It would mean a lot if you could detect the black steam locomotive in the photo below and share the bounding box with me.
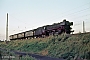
[9,19,73,40]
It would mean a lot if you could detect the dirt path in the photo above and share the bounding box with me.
[14,51,66,60]
[0,48,66,60]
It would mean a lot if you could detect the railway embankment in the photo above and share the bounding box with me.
[0,33,90,60]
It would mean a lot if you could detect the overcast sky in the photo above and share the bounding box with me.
[0,0,90,40]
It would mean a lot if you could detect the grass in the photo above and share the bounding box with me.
[0,33,90,60]
[0,48,36,60]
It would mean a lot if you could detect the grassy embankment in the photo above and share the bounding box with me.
[0,48,36,60]
[0,33,90,60]
[0,44,36,60]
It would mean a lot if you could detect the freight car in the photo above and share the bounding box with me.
[25,30,33,39]
[33,27,46,38]
[9,34,18,40]
[9,19,73,40]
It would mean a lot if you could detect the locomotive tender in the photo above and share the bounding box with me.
[9,19,73,40]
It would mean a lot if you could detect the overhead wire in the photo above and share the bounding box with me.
[9,2,90,25]
[48,7,90,21]
[9,2,90,33]
[44,2,90,20]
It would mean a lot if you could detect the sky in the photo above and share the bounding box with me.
[0,0,90,40]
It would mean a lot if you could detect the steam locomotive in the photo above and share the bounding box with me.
[9,19,73,40]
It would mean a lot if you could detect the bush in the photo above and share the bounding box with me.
[20,55,36,60]
[61,52,75,59]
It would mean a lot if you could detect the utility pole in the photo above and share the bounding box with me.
[83,21,85,33]
[6,13,8,41]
